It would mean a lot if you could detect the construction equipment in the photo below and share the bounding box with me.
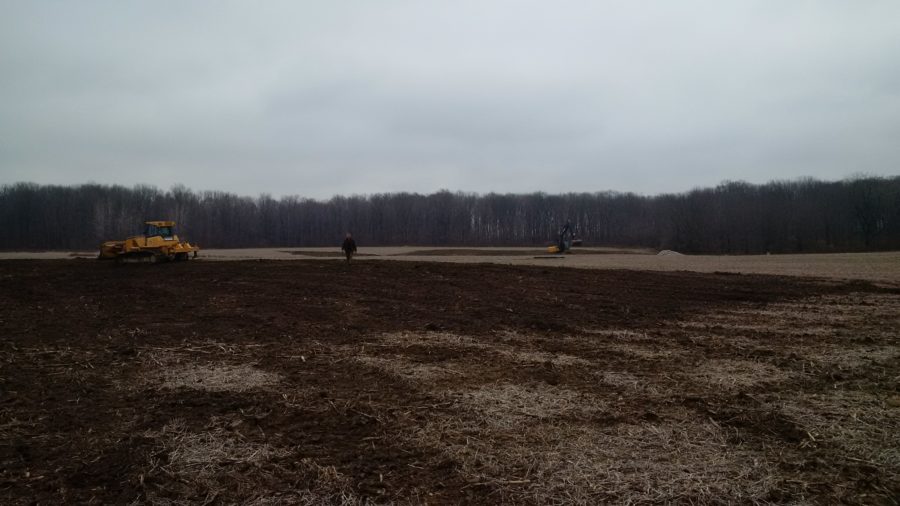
[546,221,583,254]
[98,221,200,263]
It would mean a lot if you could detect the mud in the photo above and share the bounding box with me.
[0,260,897,504]
[393,248,654,257]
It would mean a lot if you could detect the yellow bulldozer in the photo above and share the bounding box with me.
[98,221,200,263]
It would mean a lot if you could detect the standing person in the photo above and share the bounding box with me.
[341,233,357,263]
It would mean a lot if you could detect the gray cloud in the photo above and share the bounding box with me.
[1,1,899,198]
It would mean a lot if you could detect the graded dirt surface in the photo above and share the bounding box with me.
[1,260,898,504]
[5,248,899,285]
[207,248,900,285]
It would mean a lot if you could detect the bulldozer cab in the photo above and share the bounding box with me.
[144,221,175,240]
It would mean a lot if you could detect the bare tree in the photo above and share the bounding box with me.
[1,177,898,253]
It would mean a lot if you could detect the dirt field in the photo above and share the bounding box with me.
[1,259,898,504]
[4,248,899,285]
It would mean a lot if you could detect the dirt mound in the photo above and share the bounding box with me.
[283,250,376,257]
[657,249,684,256]
[399,248,545,256]
[398,248,654,257]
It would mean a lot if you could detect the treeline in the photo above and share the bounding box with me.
[1,176,899,253]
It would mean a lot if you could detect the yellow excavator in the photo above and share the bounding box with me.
[546,221,582,254]
[98,221,200,263]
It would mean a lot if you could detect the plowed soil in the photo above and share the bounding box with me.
[1,260,898,504]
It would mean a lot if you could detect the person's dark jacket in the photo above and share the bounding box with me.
[342,237,357,253]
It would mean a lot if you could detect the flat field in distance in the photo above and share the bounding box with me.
[1,258,898,504]
[3,247,899,285]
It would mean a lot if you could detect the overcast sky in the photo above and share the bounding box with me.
[1,1,899,199]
